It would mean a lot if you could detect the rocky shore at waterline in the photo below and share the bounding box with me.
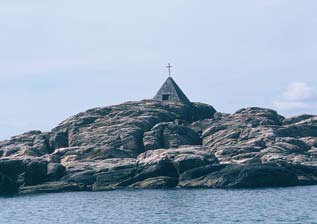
[1,100,317,195]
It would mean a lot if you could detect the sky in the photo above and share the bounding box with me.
[1,0,317,140]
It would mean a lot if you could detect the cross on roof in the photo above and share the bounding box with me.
[166,63,172,77]
[153,72,191,104]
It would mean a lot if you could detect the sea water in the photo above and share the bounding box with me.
[1,186,317,224]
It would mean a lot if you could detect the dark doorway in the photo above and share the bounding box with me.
[162,94,170,101]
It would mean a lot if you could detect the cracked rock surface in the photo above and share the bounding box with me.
[1,100,317,195]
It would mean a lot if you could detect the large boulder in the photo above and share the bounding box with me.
[277,116,317,137]
[49,131,69,150]
[143,121,201,150]
[0,131,51,159]
[23,160,48,186]
[200,108,317,166]
[137,146,218,175]
[95,146,218,189]
[93,164,137,191]
[49,101,216,155]
[179,163,299,188]
[47,163,65,180]
[0,159,50,194]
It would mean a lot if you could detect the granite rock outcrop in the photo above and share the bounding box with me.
[1,100,316,195]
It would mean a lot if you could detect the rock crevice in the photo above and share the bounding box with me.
[1,100,317,195]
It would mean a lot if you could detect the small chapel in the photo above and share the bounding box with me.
[153,63,191,104]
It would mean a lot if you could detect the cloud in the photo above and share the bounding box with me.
[273,82,317,112]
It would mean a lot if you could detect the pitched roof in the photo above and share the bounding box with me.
[153,77,191,104]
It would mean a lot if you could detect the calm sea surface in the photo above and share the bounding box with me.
[0,186,317,224]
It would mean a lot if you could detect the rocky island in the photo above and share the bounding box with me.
[1,77,317,195]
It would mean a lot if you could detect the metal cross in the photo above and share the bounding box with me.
[166,63,172,77]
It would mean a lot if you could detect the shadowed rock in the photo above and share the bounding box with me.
[179,163,300,188]
[0,100,317,194]
[130,176,178,189]
[143,121,201,150]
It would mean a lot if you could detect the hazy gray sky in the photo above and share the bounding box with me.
[1,0,317,140]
